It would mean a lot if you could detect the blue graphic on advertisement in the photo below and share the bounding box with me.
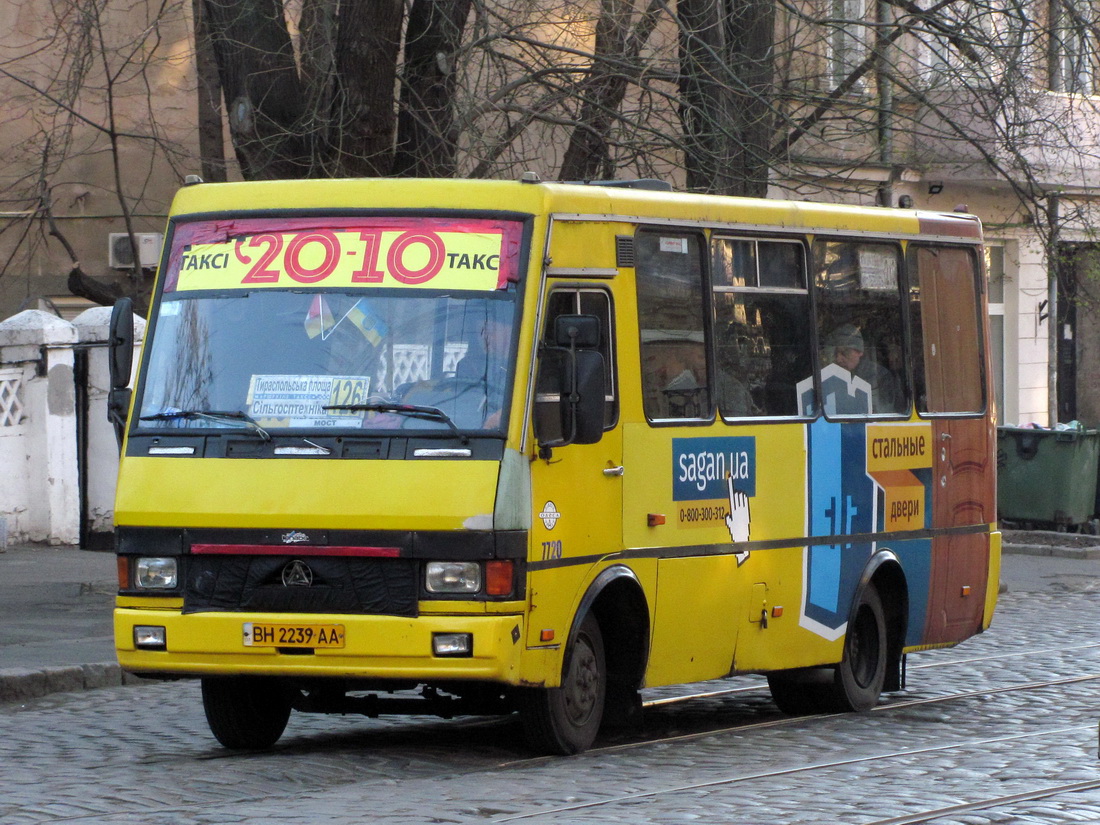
[803,418,874,639]
[801,419,936,643]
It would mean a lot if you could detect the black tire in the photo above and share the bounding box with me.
[768,586,888,715]
[767,668,835,715]
[201,676,293,750]
[602,679,643,730]
[832,585,887,712]
[519,614,606,754]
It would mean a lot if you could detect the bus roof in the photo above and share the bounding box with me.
[168,177,983,242]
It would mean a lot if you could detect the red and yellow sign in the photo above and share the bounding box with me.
[165,218,521,293]
[866,424,932,533]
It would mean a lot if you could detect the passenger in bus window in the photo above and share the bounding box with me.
[826,324,903,414]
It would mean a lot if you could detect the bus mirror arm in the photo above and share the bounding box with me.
[566,349,605,445]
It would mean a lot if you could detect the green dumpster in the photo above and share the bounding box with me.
[997,426,1100,527]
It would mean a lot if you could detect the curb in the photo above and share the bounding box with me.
[0,662,146,705]
[1002,543,1100,560]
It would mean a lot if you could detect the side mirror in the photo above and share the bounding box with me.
[554,314,600,348]
[107,297,135,451]
[566,349,605,445]
[108,297,134,390]
[535,314,606,449]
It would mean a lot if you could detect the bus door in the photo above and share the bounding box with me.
[528,286,623,649]
[910,245,995,643]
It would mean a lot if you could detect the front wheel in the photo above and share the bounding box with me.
[201,676,293,750]
[519,614,606,754]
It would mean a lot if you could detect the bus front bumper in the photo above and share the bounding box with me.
[115,608,526,683]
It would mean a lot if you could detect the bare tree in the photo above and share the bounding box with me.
[5,0,1100,349]
[0,0,195,314]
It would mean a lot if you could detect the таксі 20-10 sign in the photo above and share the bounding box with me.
[165,218,523,293]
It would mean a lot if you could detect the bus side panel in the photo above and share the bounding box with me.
[624,420,824,681]
[646,555,740,686]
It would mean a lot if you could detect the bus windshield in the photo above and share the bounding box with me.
[136,216,524,435]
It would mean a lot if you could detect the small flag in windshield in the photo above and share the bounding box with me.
[304,295,335,339]
[347,299,388,346]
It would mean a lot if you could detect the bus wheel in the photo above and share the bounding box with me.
[519,614,606,754]
[201,676,292,750]
[833,585,887,712]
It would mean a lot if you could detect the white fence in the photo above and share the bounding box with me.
[0,308,144,548]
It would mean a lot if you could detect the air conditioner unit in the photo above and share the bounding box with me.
[108,232,163,269]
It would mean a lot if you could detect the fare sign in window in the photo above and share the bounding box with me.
[165,218,522,293]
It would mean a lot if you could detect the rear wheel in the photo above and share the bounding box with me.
[519,614,606,754]
[201,676,293,750]
[832,585,887,711]
[768,585,888,715]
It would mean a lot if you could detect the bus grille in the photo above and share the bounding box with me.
[182,554,418,616]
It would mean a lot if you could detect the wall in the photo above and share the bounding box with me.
[0,308,143,547]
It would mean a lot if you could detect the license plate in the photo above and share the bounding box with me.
[243,622,345,648]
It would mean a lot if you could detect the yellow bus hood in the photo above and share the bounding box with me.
[114,457,501,531]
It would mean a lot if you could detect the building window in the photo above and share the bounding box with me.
[830,0,867,90]
[1051,0,1097,94]
[924,0,1027,88]
[986,246,1006,418]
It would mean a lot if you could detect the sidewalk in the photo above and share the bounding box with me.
[0,543,126,703]
[1,530,1098,705]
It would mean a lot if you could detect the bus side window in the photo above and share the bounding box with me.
[636,231,711,421]
[813,240,909,417]
[908,245,985,413]
[712,238,813,418]
[534,288,618,443]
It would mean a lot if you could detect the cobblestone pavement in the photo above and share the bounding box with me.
[2,579,1099,823]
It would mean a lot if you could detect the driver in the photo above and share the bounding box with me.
[455,314,512,428]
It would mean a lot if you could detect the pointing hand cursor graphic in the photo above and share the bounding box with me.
[725,474,751,557]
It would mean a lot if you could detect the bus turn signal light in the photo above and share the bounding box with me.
[647,513,666,527]
[485,560,514,596]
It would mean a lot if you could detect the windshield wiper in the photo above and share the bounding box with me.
[322,402,467,443]
[139,409,272,441]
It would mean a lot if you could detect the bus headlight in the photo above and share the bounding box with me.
[425,561,481,594]
[432,632,472,657]
[133,625,167,650]
[135,557,178,589]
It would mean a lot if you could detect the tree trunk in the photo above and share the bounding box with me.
[393,0,472,178]
[192,0,227,182]
[678,0,775,197]
[201,0,311,179]
[330,0,403,177]
[723,0,775,197]
[559,0,634,181]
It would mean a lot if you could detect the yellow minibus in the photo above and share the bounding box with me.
[110,177,999,754]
